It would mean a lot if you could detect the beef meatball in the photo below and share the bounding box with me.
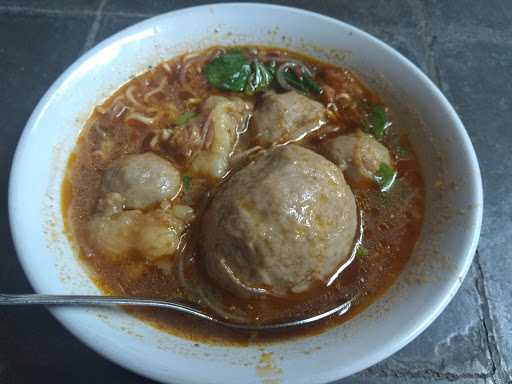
[201,144,357,298]
[101,152,181,209]
[320,130,394,184]
[252,91,326,146]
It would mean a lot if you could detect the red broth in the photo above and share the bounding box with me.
[62,46,424,344]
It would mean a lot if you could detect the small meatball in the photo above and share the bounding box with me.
[190,96,252,179]
[88,206,195,261]
[201,144,357,298]
[252,91,327,146]
[102,153,181,209]
[320,130,394,183]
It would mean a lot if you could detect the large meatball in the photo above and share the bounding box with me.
[201,144,357,298]
[320,130,394,184]
[252,91,326,146]
[101,153,181,209]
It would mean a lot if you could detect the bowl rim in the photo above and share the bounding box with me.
[8,3,483,383]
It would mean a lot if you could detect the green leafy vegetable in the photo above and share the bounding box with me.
[245,60,274,95]
[205,50,323,95]
[366,105,391,138]
[302,72,323,95]
[175,111,197,125]
[282,68,309,92]
[206,50,252,92]
[206,51,278,94]
[279,65,323,95]
[356,245,368,258]
[182,175,191,191]
[265,60,277,76]
[375,163,397,192]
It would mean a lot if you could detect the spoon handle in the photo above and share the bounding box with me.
[0,293,163,306]
[0,293,215,320]
[0,293,351,330]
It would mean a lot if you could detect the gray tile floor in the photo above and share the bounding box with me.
[0,1,510,383]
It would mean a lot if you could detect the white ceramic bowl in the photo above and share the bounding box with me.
[8,4,483,384]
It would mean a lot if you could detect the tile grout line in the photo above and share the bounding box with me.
[408,0,455,119]
[0,5,95,16]
[0,5,96,17]
[0,5,154,18]
[475,251,509,384]
[406,0,441,86]
[81,0,108,53]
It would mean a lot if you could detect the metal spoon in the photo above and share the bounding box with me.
[0,293,351,330]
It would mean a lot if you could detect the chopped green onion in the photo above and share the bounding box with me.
[175,111,197,125]
[375,163,397,192]
[182,175,191,190]
[366,105,391,138]
[356,245,368,257]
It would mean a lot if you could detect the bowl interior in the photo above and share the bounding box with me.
[8,4,482,384]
